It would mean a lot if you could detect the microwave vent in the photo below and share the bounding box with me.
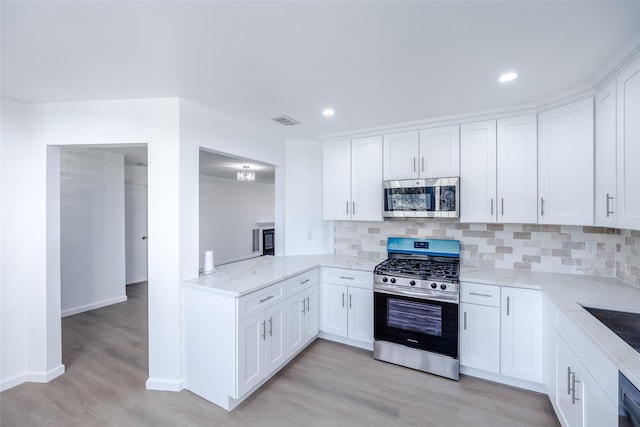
[271,115,300,126]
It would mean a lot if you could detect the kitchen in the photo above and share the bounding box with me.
[2,1,640,426]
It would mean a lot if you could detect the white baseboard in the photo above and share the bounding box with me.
[460,365,547,394]
[146,377,184,392]
[1,364,65,392]
[62,295,127,317]
[317,332,374,351]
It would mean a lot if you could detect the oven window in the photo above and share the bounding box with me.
[387,298,442,337]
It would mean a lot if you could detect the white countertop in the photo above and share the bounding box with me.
[182,255,640,390]
[182,254,382,297]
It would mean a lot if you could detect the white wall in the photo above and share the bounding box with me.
[60,149,127,316]
[199,175,275,265]
[283,139,333,255]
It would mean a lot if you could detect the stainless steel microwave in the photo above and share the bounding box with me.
[383,177,459,218]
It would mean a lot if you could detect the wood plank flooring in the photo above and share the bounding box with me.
[0,282,559,426]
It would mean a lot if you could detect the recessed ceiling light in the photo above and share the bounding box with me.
[322,108,335,117]
[499,72,518,83]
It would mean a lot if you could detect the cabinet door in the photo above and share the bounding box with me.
[347,287,373,343]
[237,311,265,397]
[617,55,640,230]
[460,120,497,223]
[538,97,594,225]
[322,140,351,220]
[419,125,460,178]
[581,365,617,427]
[286,292,306,358]
[595,80,617,227]
[497,115,538,224]
[501,288,543,383]
[460,302,500,373]
[319,283,348,337]
[264,302,286,376]
[351,136,383,221]
[383,131,419,180]
[556,334,581,427]
[303,285,319,343]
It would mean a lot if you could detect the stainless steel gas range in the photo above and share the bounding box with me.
[373,237,460,380]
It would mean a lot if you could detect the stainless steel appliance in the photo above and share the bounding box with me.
[373,237,460,380]
[620,372,640,427]
[262,229,274,256]
[383,177,459,218]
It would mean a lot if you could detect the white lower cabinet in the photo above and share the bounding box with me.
[460,283,543,385]
[237,301,286,397]
[460,302,500,373]
[319,268,373,346]
[555,332,617,427]
[286,284,318,358]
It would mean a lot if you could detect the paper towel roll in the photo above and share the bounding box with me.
[204,250,215,274]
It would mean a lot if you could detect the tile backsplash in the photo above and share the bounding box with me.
[334,220,640,288]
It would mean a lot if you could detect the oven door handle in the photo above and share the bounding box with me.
[374,287,459,304]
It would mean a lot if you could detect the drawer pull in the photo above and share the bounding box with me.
[300,279,310,285]
[469,292,492,298]
[340,276,354,280]
[259,295,274,303]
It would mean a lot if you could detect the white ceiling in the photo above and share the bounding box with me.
[2,1,640,140]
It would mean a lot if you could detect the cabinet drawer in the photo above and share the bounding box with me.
[237,282,285,321]
[287,269,318,295]
[460,282,500,307]
[321,267,373,289]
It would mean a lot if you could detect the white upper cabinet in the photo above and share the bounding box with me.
[617,55,640,230]
[538,97,594,226]
[419,125,460,178]
[383,131,419,180]
[383,126,459,180]
[496,115,538,224]
[322,140,351,220]
[460,120,497,223]
[322,137,383,221]
[351,136,383,221]
[595,80,617,227]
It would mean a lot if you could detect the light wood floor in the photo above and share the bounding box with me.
[1,283,559,426]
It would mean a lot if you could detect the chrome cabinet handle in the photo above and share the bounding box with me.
[421,156,425,172]
[606,193,614,217]
[506,296,510,316]
[352,201,355,216]
[540,197,545,216]
[413,157,416,172]
[501,198,504,216]
[260,295,274,303]
[463,312,467,330]
[346,201,349,215]
[262,321,266,340]
[340,276,354,280]
[469,292,491,298]
[301,300,306,314]
[571,373,581,404]
[268,317,273,336]
[349,294,352,309]
[342,293,345,307]
[300,278,310,285]
[491,198,494,216]
[567,367,572,395]
[306,297,310,312]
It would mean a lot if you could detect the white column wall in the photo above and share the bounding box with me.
[283,139,333,255]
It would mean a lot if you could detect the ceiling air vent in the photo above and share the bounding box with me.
[271,115,300,126]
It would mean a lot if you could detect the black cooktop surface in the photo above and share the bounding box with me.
[583,306,640,353]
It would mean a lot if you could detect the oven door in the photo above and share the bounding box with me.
[374,291,458,359]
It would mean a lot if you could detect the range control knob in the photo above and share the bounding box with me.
[430,282,437,289]
[382,277,388,283]
[390,278,396,284]
[409,280,416,286]
[440,284,447,290]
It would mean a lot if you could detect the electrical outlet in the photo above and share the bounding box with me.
[586,240,597,255]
